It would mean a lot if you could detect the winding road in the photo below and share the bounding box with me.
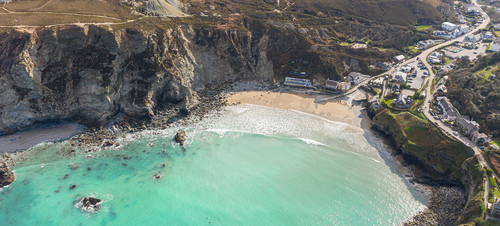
[379,0,496,217]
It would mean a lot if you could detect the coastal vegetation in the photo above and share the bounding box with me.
[447,53,500,139]
[455,156,486,225]
[372,110,472,180]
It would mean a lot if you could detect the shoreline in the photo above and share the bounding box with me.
[0,89,456,224]
[0,122,84,153]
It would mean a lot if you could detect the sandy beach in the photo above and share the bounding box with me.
[226,91,358,126]
[0,123,83,153]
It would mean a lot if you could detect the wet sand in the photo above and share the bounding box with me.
[0,123,83,153]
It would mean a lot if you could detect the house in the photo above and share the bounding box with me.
[471,132,491,146]
[438,68,452,75]
[436,97,459,121]
[484,32,494,40]
[392,83,400,92]
[492,200,500,218]
[376,62,391,70]
[458,14,467,24]
[442,22,458,31]
[368,77,384,88]
[347,72,368,85]
[436,84,447,93]
[325,79,350,92]
[458,25,470,34]
[490,42,500,52]
[429,51,443,64]
[400,65,413,73]
[456,117,479,136]
[465,34,482,42]
[394,71,407,84]
[284,77,312,88]
[394,55,405,62]
[393,94,413,109]
[416,40,435,49]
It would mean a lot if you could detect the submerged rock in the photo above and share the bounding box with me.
[0,161,15,188]
[174,129,187,145]
[69,163,79,170]
[76,197,102,213]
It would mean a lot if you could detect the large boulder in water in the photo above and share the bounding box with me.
[76,197,102,213]
[174,129,186,145]
[0,160,15,188]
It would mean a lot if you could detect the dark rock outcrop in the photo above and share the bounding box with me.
[174,129,186,145]
[0,161,15,188]
[76,197,102,213]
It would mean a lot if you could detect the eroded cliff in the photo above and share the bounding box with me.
[0,22,305,134]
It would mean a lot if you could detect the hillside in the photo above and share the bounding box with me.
[291,0,451,26]
[447,53,500,140]
[372,110,472,181]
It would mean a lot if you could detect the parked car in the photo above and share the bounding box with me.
[453,131,459,136]
[423,70,428,75]
[428,99,431,103]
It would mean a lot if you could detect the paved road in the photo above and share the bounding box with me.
[415,0,498,217]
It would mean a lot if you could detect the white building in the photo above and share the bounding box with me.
[416,40,435,49]
[442,22,458,31]
[400,65,413,73]
[484,32,494,40]
[458,25,470,34]
[490,42,500,52]
[394,71,407,84]
[428,51,443,64]
[465,34,482,42]
[284,77,312,88]
[394,55,405,62]
[347,72,369,85]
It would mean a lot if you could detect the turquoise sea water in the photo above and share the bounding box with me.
[0,105,425,225]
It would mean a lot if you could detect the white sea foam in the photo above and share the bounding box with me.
[298,138,325,146]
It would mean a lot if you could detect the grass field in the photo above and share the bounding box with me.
[474,65,498,81]
[4,0,138,19]
[382,98,393,107]
[444,57,454,65]
[416,25,432,31]
[0,14,119,26]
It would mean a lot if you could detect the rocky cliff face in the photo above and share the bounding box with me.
[0,23,288,134]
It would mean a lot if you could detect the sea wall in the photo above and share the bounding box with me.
[0,22,313,134]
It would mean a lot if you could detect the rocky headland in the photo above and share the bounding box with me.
[367,107,484,225]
